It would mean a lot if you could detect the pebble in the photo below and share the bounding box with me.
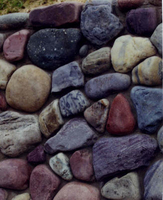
[49,153,73,181]
[79,45,89,57]
[27,28,82,70]
[131,86,163,133]
[0,33,5,51]
[0,188,8,200]
[45,118,97,154]
[85,73,131,99]
[6,65,51,112]
[93,134,157,180]
[101,172,141,200]
[82,47,111,75]
[0,59,16,89]
[84,99,109,133]
[59,90,90,117]
[39,99,64,138]
[118,0,144,11]
[51,61,84,93]
[157,126,163,153]
[70,149,94,182]
[11,193,30,200]
[30,165,60,200]
[3,29,30,62]
[106,94,136,135]
[132,56,162,86]
[0,159,31,190]
[148,0,162,5]
[53,182,100,200]
[0,92,7,111]
[0,111,41,157]
[111,35,156,73]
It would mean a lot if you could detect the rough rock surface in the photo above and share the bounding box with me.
[0,188,8,200]
[0,92,7,111]
[157,126,163,153]
[11,193,30,200]
[118,0,144,11]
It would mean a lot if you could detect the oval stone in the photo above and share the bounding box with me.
[79,45,89,58]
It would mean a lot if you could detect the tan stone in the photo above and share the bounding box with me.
[11,193,30,200]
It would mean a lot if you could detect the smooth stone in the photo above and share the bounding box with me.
[27,28,82,70]
[0,59,16,89]
[132,56,162,86]
[51,61,84,93]
[0,188,8,200]
[0,34,5,51]
[0,111,41,157]
[84,99,109,133]
[45,118,97,154]
[39,99,64,138]
[6,65,51,112]
[106,94,136,135]
[79,45,89,57]
[157,126,163,153]
[59,90,90,117]
[144,159,163,200]
[11,193,30,200]
[49,153,73,181]
[93,134,157,180]
[0,159,31,190]
[30,165,60,200]
[111,35,156,73]
[70,149,94,182]
[131,86,163,133]
[148,0,162,5]
[118,0,144,11]
[82,47,111,75]
[3,29,30,62]
[85,73,131,100]
[53,182,100,200]
[101,172,141,200]
[0,92,7,111]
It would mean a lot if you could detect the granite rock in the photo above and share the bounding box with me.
[79,45,89,58]
[11,193,30,200]
[0,188,8,200]
[157,126,163,153]
[0,92,7,111]
[118,0,144,11]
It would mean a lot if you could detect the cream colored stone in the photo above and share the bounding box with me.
[11,193,30,200]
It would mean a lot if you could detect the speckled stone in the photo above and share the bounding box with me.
[11,193,30,200]
[0,92,7,111]
[0,188,8,200]
[79,45,89,57]
[157,126,163,153]
[118,0,144,11]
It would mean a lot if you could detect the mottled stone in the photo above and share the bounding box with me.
[0,188,8,200]
[132,56,162,86]
[148,0,162,5]
[6,65,51,112]
[84,99,109,133]
[70,149,94,182]
[79,45,89,57]
[157,126,163,153]
[30,165,60,200]
[39,99,64,138]
[11,193,30,200]
[82,47,111,75]
[51,61,84,93]
[101,172,141,200]
[118,0,144,11]
[111,35,156,73]
[85,73,131,100]
[45,118,97,154]
[0,34,5,51]
[131,86,163,133]
[0,111,41,157]
[59,90,90,117]
[27,28,82,70]
[49,153,73,181]
[93,134,157,180]
[0,92,7,111]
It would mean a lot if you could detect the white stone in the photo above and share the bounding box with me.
[11,193,30,200]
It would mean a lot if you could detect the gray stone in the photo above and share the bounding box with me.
[157,126,163,153]
[79,45,89,57]
[85,0,113,7]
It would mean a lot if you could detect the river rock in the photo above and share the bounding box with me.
[27,28,82,70]
[0,92,7,111]
[49,153,73,181]
[51,61,84,93]
[157,126,163,153]
[0,111,41,157]
[118,0,144,11]
[101,172,141,200]
[45,118,97,154]
[79,45,89,57]
[84,99,109,133]
[85,73,131,99]
[11,193,30,200]
[39,99,64,138]
[0,188,8,200]
[148,0,162,5]
[93,134,157,180]
[53,182,100,200]
[111,35,156,73]
[0,34,5,50]
[59,90,90,117]
[82,47,111,75]
[0,159,31,190]
[131,86,163,133]
[30,165,60,200]
[132,56,162,86]
[6,65,51,112]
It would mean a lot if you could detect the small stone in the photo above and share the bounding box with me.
[101,172,141,200]
[118,0,144,11]
[148,0,162,5]
[49,153,73,181]
[157,126,163,153]
[0,188,8,200]
[45,118,97,154]
[39,99,64,138]
[0,92,7,111]
[11,193,30,200]
[82,47,111,75]
[51,61,84,93]
[6,65,51,112]
[0,34,5,51]
[79,45,89,57]
[84,99,109,133]
[59,90,90,117]
[85,73,131,100]
[111,35,156,73]
[30,165,60,200]
[131,86,163,133]
[132,56,162,86]
[70,149,94,182]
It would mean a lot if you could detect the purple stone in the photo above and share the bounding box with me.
[27,145,46,164]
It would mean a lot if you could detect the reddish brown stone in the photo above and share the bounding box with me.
[0,92,7,111]
[106,94,136,135]
[118,0,144,11]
